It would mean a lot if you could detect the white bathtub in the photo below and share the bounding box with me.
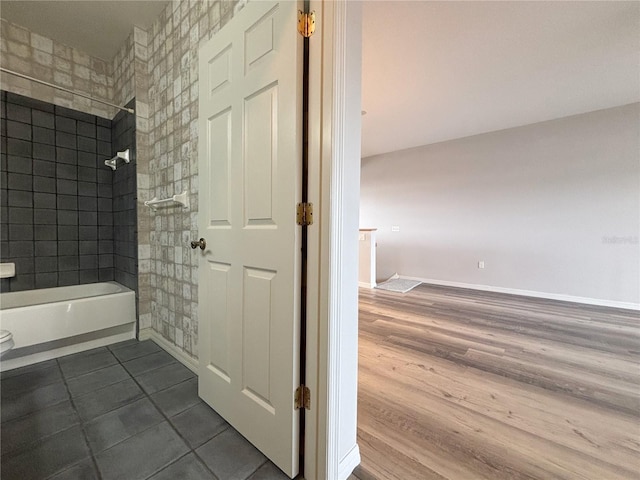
[0,282,136,371]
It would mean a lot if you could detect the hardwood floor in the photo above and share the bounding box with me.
[355,284,640,480]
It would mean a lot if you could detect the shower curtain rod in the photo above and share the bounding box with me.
[0,67,135,115]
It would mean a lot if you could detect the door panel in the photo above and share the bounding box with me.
[197,1,302,477]
[207,110,232,226]
[207,262,231,381]
[207,46,232,94]
[244,83,277,226]
[245,7,277,70]
[242,266,276,409]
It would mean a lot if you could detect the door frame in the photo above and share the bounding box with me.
[304,1,362,479]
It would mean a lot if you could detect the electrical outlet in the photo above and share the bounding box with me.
[391,226,400,232]
[478,261,485,269]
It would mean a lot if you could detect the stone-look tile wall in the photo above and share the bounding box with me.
[0,19,116,119]
[110,26,153,332]
[132,26,153,334]
[144,0,243,358]
[112,33,135,110]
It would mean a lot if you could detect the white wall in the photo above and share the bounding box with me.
[336,1,362,474]
[360,104,640,307]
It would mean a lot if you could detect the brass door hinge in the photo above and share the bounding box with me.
[295,385,311,410]
[296,202,313,226]
[297,10,315,38]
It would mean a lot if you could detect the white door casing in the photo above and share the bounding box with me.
[197,1,302,477]
[305,2,362,478]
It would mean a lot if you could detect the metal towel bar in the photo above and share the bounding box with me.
[144,191,189,209]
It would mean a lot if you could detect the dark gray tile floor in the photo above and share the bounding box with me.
[0,340,290,480]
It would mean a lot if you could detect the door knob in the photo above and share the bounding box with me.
[190,238,206,250]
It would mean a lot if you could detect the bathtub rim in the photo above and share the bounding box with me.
[0,281,132,310]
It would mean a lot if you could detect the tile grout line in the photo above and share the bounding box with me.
[44,341,182,479]
[0,365,66,426]
[240,458,271,480]
[0,375,70,461]
[109,340,226,480]
[53,356,105,480]
[1,343,159,478]
[141,451,208,480]
[2,340,271,480]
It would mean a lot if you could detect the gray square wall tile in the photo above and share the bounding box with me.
[6,102,30,123]
[7,120,32,141]
[196,429,267,480]
[95,421,189,480]
[33,110,54,129]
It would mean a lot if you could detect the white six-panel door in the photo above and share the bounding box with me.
[197,1,302,477]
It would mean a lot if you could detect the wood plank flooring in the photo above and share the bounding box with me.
[355,285,640,480]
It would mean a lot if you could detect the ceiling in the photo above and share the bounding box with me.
[0,1,168,60]
[362,1,640,157]
[1,1,638,158]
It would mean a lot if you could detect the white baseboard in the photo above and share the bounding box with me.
[338,444,361,480]
[403,276,640,311]
[358,281,376,289]
[139,328,199,374]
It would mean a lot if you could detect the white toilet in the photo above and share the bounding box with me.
[0,330,15,358]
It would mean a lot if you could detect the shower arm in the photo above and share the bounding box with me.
[105,149,130,171]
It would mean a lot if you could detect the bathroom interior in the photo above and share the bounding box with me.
[0,1,299,479]
[0,0,211,364]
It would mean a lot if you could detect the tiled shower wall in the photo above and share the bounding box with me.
[0,19,139,304]
[145,0,244,357]
[0,91,114,291]
[111,98,138,293]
